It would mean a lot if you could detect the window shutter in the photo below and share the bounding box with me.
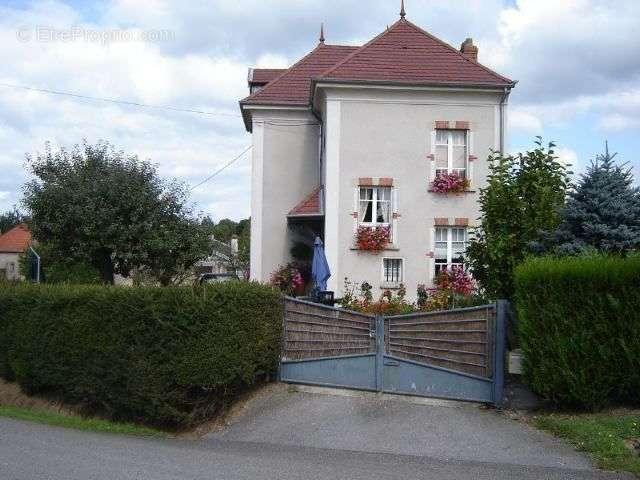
[468,131,475,188]
[429,131,437,181]
[353,187,359,233]
[392,188,398,244]
[428,226,436,284]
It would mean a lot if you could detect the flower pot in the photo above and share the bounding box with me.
[294,283,306,297]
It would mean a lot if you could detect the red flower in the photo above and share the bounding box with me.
[355,226,390,253]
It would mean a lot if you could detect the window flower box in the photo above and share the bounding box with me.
[355,225,390,253]
[430,172,470,194]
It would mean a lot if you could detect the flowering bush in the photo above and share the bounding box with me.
[341,278,414,315]
[355,226,390,253]
[431,172,470,194]
[434,267,476,296]
[341,269,482,314]
[270,262,305,296]
[417,267,477,311]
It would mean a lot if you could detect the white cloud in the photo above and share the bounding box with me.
[0,0,638,218]
[508,109,542,134]
[556,146,579,171]
[598,114,640,132]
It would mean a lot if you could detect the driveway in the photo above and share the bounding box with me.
[209,384,594,469]
[0,384,633,480]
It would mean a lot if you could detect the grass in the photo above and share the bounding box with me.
[534,413,640,476]
[0,405,167,438]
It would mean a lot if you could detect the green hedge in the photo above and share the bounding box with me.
[515,255,640,410]
[0,281,282,428]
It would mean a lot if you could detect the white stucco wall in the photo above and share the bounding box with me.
[321,87,505,300]
[0,252,22,280]
[249,108,321,282]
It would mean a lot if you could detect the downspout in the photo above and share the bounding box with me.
[311,106,324,215]
[499,86,511,154]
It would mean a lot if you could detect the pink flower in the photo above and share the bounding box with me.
[431,172,470,194]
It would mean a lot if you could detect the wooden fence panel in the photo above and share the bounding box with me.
[386,305,495,378]
[282,298,375,361]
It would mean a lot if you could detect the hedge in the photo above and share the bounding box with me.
[515,255,640,410]
[0,281,283,428]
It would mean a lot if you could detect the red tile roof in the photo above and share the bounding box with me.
[0,223,32,253]
[320,19,512,86]
[242,44,359,106]
[241,19,513,114]
[249,68,287,85]
[288,187,323,216]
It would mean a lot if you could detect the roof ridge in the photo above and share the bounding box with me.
[318,19,406,79]
[242,44,324,104]
[400,19,513,84]
[318,18,513,85]
[242,44,360,104]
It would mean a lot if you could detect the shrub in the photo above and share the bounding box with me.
[515,255,640,410]
[0,281,282,428]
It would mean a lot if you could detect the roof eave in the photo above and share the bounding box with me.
[239,101,312,132]
[311,78,516,106]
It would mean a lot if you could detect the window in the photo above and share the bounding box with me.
[434,227,468,275]
[435,130,468,178]
[359,187,391,226]
[383,258,403,284]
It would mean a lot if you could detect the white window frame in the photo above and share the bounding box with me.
[434,227,468,275]
[381,257,403,286]
[434,129,468,178]
[358,186,392,228]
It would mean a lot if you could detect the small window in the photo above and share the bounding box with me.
[434,227,468,276]
[383,258,403,284]
[435,130,468,179]
[359,186,391,226]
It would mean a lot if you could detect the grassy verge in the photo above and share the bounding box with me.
[0,405,167,438]
[534,413,640,476]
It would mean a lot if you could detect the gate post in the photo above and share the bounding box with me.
[375,314,384,392]
[493,300,508,407]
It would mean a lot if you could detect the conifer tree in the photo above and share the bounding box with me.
[546,142,640,255]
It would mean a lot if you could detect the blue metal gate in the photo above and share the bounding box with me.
[279,298,507,406]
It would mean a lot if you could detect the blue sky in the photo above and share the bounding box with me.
[0,0,639,220]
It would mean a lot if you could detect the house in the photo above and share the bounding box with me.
[195,235,247,279]
[240,6,515,300]
[0,223,32,281]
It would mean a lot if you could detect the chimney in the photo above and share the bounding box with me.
[460,38,478,62]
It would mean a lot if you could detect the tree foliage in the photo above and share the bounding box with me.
[466,138,570,299]
[542,143,640,255]
[22,141,211,285]
[0,207,26,234]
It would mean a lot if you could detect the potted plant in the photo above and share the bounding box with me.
[355,226,390,253]
[431,172,470,194]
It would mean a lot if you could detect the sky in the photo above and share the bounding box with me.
[1,0,639,221]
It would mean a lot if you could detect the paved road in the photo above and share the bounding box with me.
[0,386,634,479]
[0,417,630,480]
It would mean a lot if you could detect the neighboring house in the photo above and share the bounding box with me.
[195,236,246,279]
[240,8,515,300]
[0,223,32,281]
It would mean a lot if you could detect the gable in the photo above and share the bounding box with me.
[319,19,512,87]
